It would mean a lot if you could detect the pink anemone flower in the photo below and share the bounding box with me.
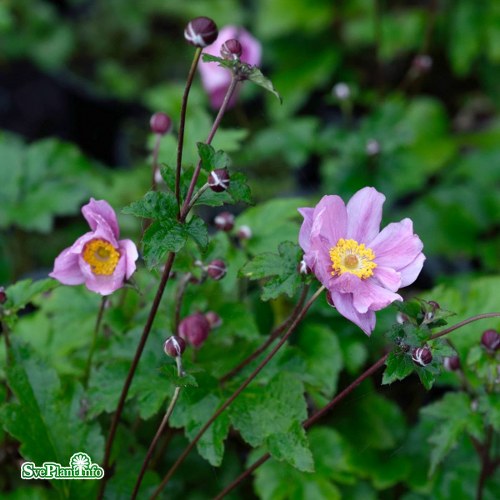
[199,25,262,108]
[298,187,425,335]
[50,198,138,296]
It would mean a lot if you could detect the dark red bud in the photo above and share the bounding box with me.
[221,39,242,59]
[0,286,6,305]
[205,311,222,328]
[481,329,500,352]
[443,355,460,371]
[179,312,211,348]
[150,112,172,135]
[208,168,230,192]
[163,335,186,358]
[184,17,218,48]
[214,211,234,231]
[412,346,433,366]
[412,54,433,73]
[206,259,227,281]
[237,225,252,240]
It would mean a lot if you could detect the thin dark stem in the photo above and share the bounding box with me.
[98,252,176,500]
[175,47,202,209]
[213,353,389,499]
[174,273,192,334]
[220,285,310,384]
[83,296,107,387]
[131,357,184,499]
[150,286,326,498]
[430,313,500,340]
[151,133,162,191]
[180,76,240,221]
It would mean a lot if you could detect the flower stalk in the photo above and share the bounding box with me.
[83,296,107,387]
[150,285,326,498]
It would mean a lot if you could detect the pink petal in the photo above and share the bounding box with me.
[329,291,376,336]
[49,247,86,285]
[119,239,139,279]
[370,218,424,270]
[373,266,402,292]
[82,256,127,296]
[346,187,385,244]
[82,198,120,238]
[352,280,402,314]
[399,252,426,287]
[298,207,314,253]
[310,195,347,248]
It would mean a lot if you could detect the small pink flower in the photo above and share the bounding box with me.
[49,198,138,296]
[298,187,425,335]
[199,25,262,108]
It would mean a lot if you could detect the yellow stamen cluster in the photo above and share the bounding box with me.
[82,239,120,276]
[329,238,377,279]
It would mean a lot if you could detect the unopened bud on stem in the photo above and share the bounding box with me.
[481,329,500,352]
[221,39,242,59]
[179,312,211,348]
[150,112,172,135]
[206,259,227,281]
[208,168,230,192]
[163,336,186,358]
[184,17,218,48]
[214,211,234,231]
[412,346,433,366]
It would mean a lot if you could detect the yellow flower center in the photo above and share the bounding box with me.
[82,238,120,276]
[329,238,377,279]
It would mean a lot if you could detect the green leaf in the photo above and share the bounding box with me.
[382,351,415,385]
[3,278,57,315]
[245,65,283,103]
[196,142,231,172]
[420,392,484,474]
[296,323,343,399]
[0,339,103,498]
[142,220,187,269]
[186,216,209,252]
[122,190,177,220]
[240,241,302,300]
[169,375,230,467]
[230,372,313,471]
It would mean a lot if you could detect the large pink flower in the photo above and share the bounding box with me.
[50,199,138,296]
[298,187,425,335]
[199,25,262,108]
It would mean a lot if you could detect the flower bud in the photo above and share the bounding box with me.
[443,355,460,371]
[237,225,252,240]
[412,54,433,73]
[332,82,350,100]
[0,286,6,305]
[365,139,380,156]
[412,346,433,366]
[214,211,234,231]
[220,39,242,59]
[205,311,222,328]
[298,258,310,275]
[206,259,226,281]
[150,112,172,135]
[179,312,211,348]
[184,17,218,48]
[163,335,186,358]
[208,168,230,192]
[481,329,500,352]
[396,311,409,324]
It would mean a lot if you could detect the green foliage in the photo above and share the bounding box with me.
[0,134,102,232]
[0,339,103,499]
[420,393,484,474]
[240,241,303,300]
[230,372,313,471]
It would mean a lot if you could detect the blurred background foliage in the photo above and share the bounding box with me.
[1,0,499,498]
